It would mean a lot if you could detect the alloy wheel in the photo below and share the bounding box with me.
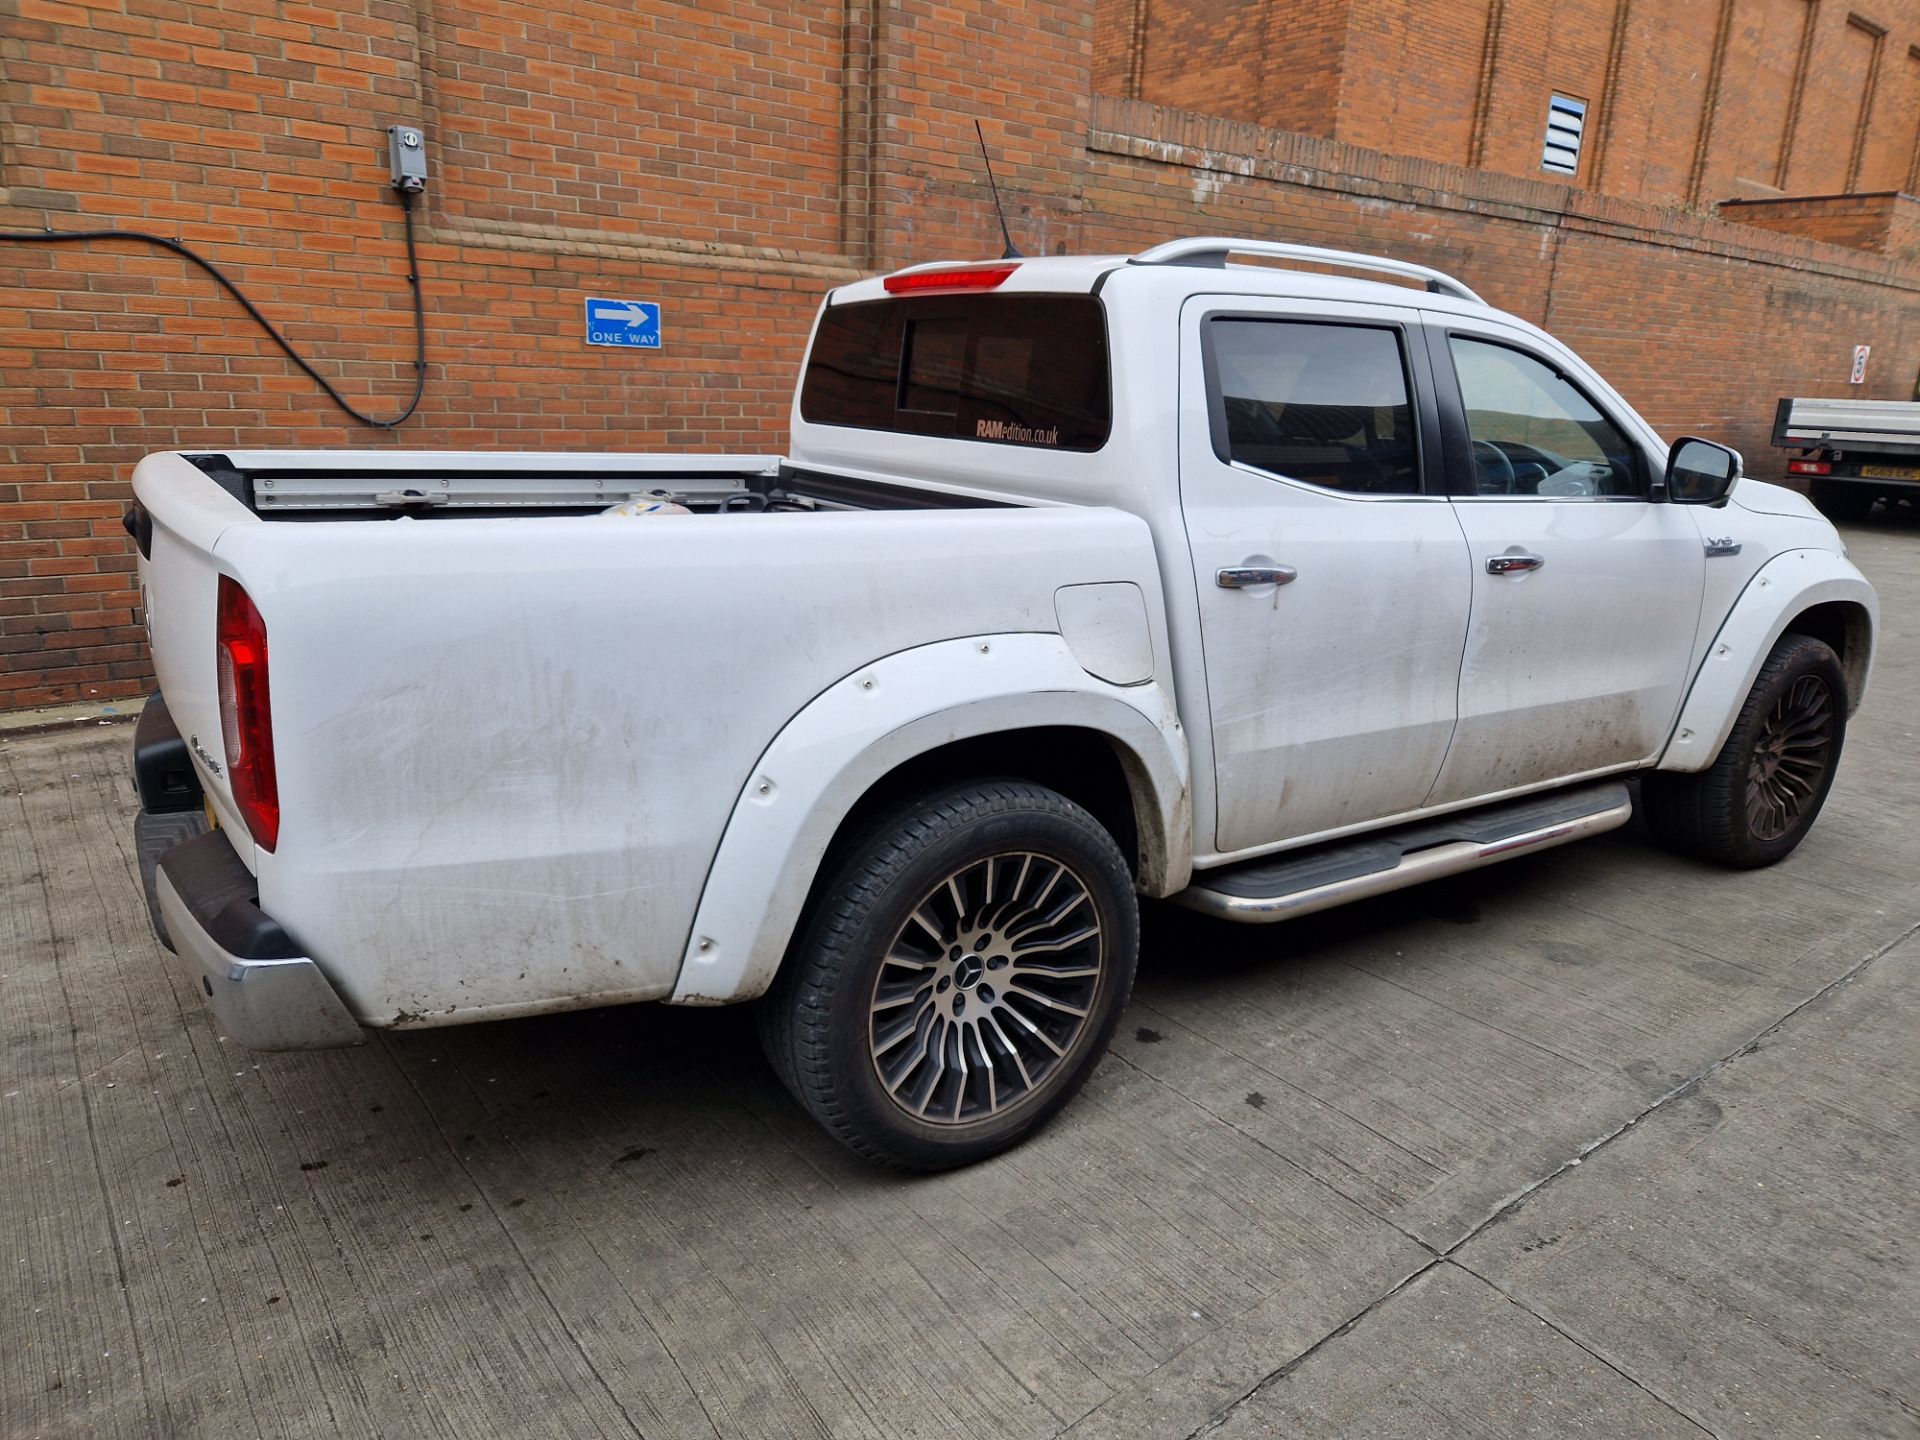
[867,852,1105,1125]
[1746,673,1834,842]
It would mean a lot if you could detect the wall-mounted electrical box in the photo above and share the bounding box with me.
[386,125,428,193]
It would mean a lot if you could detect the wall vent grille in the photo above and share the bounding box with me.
[1542,95,1587,175]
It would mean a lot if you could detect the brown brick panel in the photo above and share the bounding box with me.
[1100,0,1920,205]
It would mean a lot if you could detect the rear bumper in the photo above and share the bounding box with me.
[1788,459,1920,491]
[132,695,363,1051]
[1820,471,1920,491]
[154,833,364,1050]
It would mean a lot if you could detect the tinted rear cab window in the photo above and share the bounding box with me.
[1208,319,1422,495]
[800,295,1111,451]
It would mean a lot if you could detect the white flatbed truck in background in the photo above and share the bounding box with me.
[127,237,1877,1169]
[1774,396,1920,522]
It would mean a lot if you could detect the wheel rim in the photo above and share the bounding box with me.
[1746,673,1835,842]
[868,852,1104,1126]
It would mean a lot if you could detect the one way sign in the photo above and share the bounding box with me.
[584,297,661,349]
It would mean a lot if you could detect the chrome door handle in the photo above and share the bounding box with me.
[1486,553,1545,575]
[1217,565,1298,589]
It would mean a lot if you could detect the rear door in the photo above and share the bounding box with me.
[1179,297,1473,855]
[1421,321,1704,806]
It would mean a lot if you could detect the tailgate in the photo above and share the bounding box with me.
[132,454,258,865]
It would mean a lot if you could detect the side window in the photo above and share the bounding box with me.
[1448,336,1642,498]
[1209,320,1422,496]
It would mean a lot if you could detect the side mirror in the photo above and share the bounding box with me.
[1665,437,1741,506]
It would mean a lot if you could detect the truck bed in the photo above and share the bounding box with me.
[153,448,1024,519]
[1773,397,1920,454]
[130,448,1167,1028]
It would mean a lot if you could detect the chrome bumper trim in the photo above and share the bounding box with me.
[155,868,365,1050]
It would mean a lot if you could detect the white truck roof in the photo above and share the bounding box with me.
[831,236,1500,317]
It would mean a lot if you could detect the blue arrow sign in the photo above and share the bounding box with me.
[584,297,661,349]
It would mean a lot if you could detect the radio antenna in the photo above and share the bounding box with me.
[974,119,1024,259]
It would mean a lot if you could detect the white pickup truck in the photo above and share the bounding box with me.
[1773,395,1920,522]
[128,237,1878,1169]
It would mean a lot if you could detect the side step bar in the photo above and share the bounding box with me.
[1174,781,1633,924]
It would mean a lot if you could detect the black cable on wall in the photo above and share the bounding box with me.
[0,188,428,429]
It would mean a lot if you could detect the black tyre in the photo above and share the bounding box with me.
[759,779,1139,1170]
[1808,480,1876,524]
[1642,633,1846,868]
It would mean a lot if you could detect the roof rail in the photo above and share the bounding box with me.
[1130,237,1486,306]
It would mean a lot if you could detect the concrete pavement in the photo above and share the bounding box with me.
[3,515,1915,1439]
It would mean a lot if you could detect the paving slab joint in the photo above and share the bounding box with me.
[1182,915,1920,1440]
[1447,1257,1724,1439]
[1447,913,1920,1258]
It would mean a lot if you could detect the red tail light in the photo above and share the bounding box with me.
[1787,459,1831,476]
[216,575,279,852]
[882,263,1018,294]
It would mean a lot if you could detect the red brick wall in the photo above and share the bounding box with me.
[1339,0,1498,166]
[1788,14,1877,193]
[863,0,1093,264]
[1709,0,1818,199]
[1113,0,1351,136]
[1099,0,1920,206]
[1856,30,1920,190]
[1583,0,1717,202]
[429,3,851,249]
[2,1,1917,711]
[1721,191,1920,252]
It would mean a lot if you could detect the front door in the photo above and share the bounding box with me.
[1423,324,1705,806]
[1180,298,1474,855]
